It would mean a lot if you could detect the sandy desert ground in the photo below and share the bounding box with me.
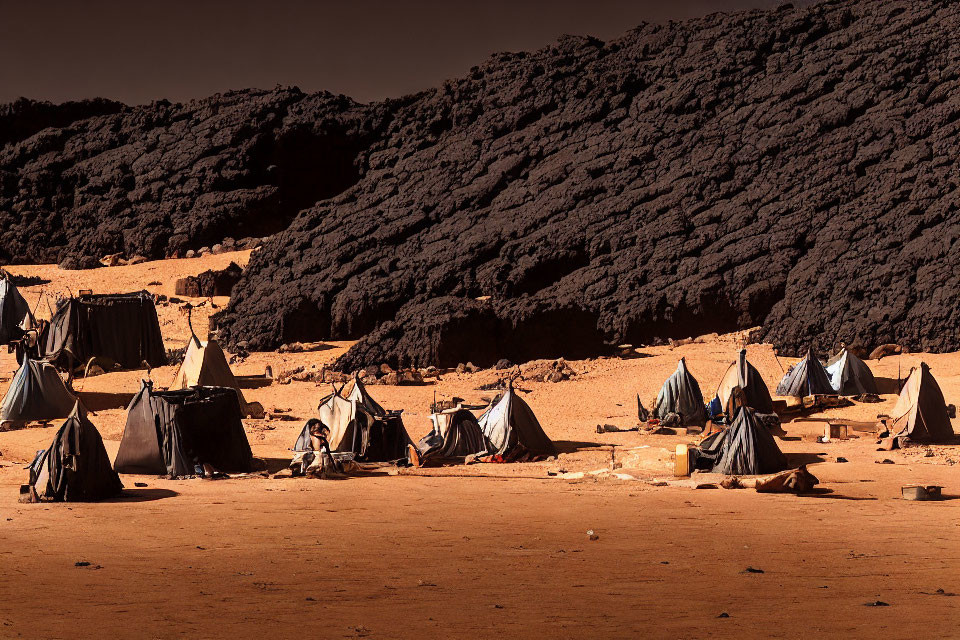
[0,251,959,639]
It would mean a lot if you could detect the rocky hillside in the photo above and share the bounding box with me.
[4,0,960,366]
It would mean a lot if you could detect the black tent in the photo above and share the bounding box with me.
[0,276,32,344]
[114,382,253,477]
[417,407,490,463]
[775,347,834,397]
[478,383,557,458]
[44,292,166,370]
[715,349,774,416]
[0,358,77,427]
[654,357,707,427]
[29,403,123,501]
[696,407,788,475]
[825,348,878,395]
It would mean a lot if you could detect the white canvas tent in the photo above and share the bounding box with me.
[825,348,878,395]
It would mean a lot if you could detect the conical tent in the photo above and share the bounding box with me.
[698,407,788,475]
[825,348,878,395]
[0,358,77,426]
[888,363,954,444]
[171,335,246,406]
[478,383,556,458]
[114,382,253,477]
[775,347,834,397]
[0,276,32,344]
[417,407,490,460]
[43,292,166,370]
[715,349,774,415]
[654,357,707,427]
[30,403,123,501]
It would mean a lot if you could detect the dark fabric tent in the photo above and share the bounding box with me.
[0,358,77,426]
[825,348,878,395]
[654,357,707,427]
[29,403,123,501]
[43,292,166,370]
[889,363,954,444]
[417,408,490,462]
[478,383,556,458]
[715,349,774,416]
[695,407,788,475]
[775,347,835,397]
[0,276,32,344]
[114,382,253,477]
[294,380,413,462]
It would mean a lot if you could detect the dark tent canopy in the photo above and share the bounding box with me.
[0,276,32,344]
[715,349,774,417]
[0,358,77,426]
[478,383,556,458]
[29,403,123,501]
[654,357,707,427]
[114,382,253,477]
[417,407,490,463]
[294,379,413,462]
[775,347,835,397]
[44,292,166,370]
[696,407,788,475]
[889,363,954,444]
[825,348,878,395]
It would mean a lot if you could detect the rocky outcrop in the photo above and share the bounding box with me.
[175,261,244,297]
[6,0,960,364]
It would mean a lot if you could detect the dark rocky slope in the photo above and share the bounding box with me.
[5,0,960,366]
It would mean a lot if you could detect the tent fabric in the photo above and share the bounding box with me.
[347,375,386,417]
[295,381,413,461]
[171,335,246,406]
[0,277,32,344]
[654,357,707,427]
[478,384,557,457]
[44,292,166,370]
[30,403,123,501]
[889,363,954,444]
[715,349,774,415]
[0,358,77,425]
[775,347,835,397]
[114,382,253,477]
[695,407,788,475]
[825,348,878,395]
[417,408,490,460]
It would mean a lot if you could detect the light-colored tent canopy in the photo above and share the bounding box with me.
[889,363,954,443]
[775,347,834,397]
[347,375,385,417]
[171,336,246,406]
[825,348,878,395]
[0,276,32,343]
[478,383,556,457]
[0,359,77,425]
[715,349,774,415]
[654,357,707,427]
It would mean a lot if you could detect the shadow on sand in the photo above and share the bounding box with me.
[79,391,136,412]
[554,440,607,454]
[105,488,179,502]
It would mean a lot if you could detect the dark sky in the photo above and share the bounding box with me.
[1,0,806,106]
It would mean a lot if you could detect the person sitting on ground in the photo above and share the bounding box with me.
[304,418,344,478]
